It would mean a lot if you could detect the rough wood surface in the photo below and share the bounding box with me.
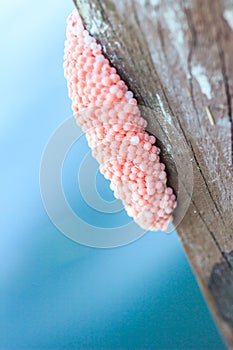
[73,0,233,347]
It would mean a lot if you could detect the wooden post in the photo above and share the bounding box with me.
[73,0,233,347]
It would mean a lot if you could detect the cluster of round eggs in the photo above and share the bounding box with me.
[63,9,176,231]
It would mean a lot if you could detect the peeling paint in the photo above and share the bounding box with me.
[192,64,212,100]
[156,93,172,123]
[223,8,233,31]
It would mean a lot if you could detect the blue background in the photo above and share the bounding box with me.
[0,1,225,349]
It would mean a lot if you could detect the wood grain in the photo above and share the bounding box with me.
[73,0,233,347]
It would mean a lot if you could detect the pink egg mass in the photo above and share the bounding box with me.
[63,9,177,231]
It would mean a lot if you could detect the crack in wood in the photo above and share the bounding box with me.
[157,21,166,60]
[217,43,233,163]
[183,1,200,120]
[189,142,228,232]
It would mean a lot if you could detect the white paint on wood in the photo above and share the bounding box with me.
[137,0,160,6]
[191,64,213,100]
[156,93,172,123]
[163,5,189,76]
[79,2,109,36]
[223,8,233,31]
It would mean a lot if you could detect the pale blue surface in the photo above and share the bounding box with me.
[0,1,225,349]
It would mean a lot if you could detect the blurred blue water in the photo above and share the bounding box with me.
[0,1,225,349]
[62,134,132,228]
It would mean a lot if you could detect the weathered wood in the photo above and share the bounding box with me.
[73,0,233,347]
